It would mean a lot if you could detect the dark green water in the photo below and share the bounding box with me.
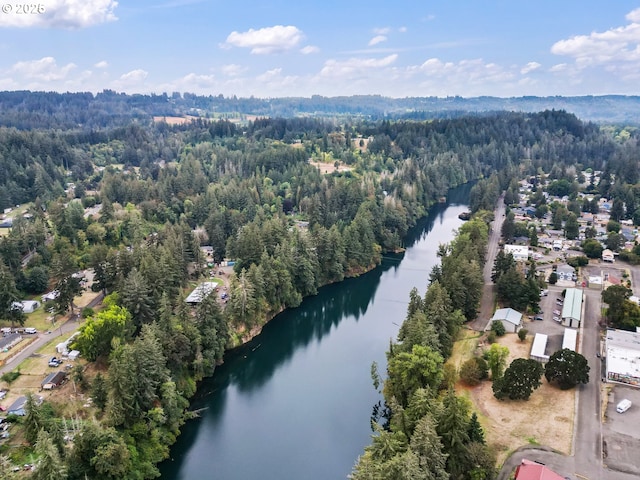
[160,184,471,480]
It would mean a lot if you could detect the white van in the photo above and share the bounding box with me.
[617,399,632,413]
[24,327,37,334]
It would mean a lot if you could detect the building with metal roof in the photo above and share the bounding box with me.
[561,288,583,328]
[562,328,577,351]
[185,282,218,304]
[490,308,523,333]
[530,333,549,363]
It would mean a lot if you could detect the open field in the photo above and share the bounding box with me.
[309,160,352,174]
[454,332,575,466]
[153,115,199,125]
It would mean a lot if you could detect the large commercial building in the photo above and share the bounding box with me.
[605,329,640,387]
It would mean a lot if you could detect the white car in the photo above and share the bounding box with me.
[553,316,561,322]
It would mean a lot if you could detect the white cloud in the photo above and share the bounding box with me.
[10,57,76,81]
[551,8,640,68]
[550,63,568,73]
[410,57,515,87]
[118,69,148,84]
[300,45,319,55]
[221,64,248,77]
[175,73,217,89]
[398,26,407,33]
[320,54,398,78]
[373,27,391,35]
[255,68,299,92]
[368,35,387,46]
[94,60,109,69]
[223,25,304,54]
[0,0,118,29]
[520,61,541,74]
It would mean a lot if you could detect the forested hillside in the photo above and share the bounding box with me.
[2,91,640,129]
[1,102,639,478]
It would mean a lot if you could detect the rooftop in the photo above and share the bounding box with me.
[561,288,583,322]
[491,308,523,326]
[185,281,218,303]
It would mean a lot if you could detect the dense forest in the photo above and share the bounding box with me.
[1,96,640,478]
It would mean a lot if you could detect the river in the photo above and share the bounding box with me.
[160,183,471,480]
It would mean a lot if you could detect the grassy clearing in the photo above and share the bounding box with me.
[447,328,482,372]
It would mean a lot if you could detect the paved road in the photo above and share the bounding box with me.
[469,194,505,331]
[0,292,103,375]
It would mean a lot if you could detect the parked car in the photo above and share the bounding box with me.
[553,309,561,316]
[534,315,544,321]
[553,316,561,322]
[48,357,61,367]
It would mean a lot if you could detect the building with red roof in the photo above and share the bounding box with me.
[514,459,566,480]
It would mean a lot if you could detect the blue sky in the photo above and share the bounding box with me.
[1,1,640,97]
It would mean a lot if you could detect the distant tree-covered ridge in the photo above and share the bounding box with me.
[2,91,640,127]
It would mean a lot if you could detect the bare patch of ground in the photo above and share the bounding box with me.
[309,160,352,174]
[153,115,199,125]
[455,333,575,466]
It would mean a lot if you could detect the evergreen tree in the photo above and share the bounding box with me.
[467,412,485,444]
[32,429,67,480]
[24,393,44,445]
[92,372,108,411]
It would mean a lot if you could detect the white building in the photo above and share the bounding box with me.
[562,328,577,351]
[530,333,549,363]
[185,282,218,304]
[602,249,615,262]
[504,244,530,262]
[605,329,640,387]
[11,300,41,314]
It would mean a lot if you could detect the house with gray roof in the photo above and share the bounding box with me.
[490,308,523,333]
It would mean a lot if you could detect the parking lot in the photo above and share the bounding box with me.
[521,285,572,356]
[603,384,640,475]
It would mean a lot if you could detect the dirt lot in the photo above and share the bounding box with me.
[309,160,352,174]
[456,333,575,465]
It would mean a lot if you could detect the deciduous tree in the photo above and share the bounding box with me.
[493,358,544,400]
[545,348,590,390]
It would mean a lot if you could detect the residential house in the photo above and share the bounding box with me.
[41,371,67,390]
[556,264,575,282]
[504,244,530,262]
[7,395,43,416]
[490,308,523,333]
[515,458,565,480]
[41,290,60,303]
